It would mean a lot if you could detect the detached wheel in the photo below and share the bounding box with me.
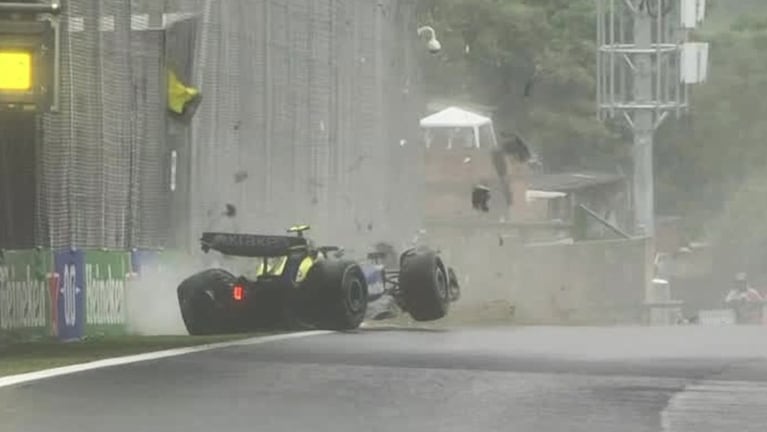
[305,260,368,330]
[400,249,450,321]
[177,269,234,335]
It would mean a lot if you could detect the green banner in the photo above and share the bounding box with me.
[84,250,131,335]
[0,249,53,336]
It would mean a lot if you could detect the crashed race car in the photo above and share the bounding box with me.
[177,225,461,335]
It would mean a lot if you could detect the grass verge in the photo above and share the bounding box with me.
[0,334,261,377]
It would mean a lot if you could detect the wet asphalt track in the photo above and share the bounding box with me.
[2,325,767,432]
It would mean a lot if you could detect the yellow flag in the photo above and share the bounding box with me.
[167,69,200,114]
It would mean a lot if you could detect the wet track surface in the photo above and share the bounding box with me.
[2,325,767,432]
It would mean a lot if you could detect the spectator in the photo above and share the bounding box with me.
[725,273,764,324]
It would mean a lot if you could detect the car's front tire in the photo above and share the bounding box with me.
[399,249,450,322]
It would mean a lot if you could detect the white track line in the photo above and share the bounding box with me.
[0,331,331,389]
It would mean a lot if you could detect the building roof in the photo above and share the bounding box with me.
[426,100,497,116]
[420,106,492,129]
[526,190,568,201]
[528,171,624,193]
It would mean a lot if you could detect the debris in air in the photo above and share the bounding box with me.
[234,170,249,183]
[472,184,490,212]
[224,204,237,218]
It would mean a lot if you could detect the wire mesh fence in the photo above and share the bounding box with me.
[33,0,424,253]
[40,0,141,250]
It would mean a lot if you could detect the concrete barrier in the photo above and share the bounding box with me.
[427,225,651,325]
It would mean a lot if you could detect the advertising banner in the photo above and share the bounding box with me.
[131,249,161,277]
[84,250,130,335]
[54,249,85,341]
[0,249,52,336]
[130,249,193,283]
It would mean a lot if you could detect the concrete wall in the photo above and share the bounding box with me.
[428,225,652,325]
[422,145,534,222]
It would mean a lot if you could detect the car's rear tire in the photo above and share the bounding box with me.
[400,249,450,321]
[304,260,368,330]
[177,269,235,335]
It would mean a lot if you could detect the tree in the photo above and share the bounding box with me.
[646,9,767,282]
[417,0,767,259]
[417,0,623,171]
[655,15,767,235]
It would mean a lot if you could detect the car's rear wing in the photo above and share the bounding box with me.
[200,232,307,257]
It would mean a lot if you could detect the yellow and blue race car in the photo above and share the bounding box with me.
[177,225,460,335]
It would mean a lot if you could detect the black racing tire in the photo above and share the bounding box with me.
[447,267,461,302]
[400,249,450,321]
[304,260,368,331]
[177,269,235,335]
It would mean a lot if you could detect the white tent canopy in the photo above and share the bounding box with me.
[419,106,497,148]
[420,106,491,128]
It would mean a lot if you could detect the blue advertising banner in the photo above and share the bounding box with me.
[131,249,161,276]
[54,249,85,341]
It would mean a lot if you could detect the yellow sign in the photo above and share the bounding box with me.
[167,69,199,114]
[0,51,32,91]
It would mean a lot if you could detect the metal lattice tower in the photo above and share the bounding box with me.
[597,0,707,237]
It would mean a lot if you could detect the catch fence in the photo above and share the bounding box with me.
[26,0,425,253]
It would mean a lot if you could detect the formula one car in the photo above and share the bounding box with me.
[177,225,461,335]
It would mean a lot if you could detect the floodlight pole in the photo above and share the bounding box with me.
[633,5,654,237]
[596,0,691,238]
